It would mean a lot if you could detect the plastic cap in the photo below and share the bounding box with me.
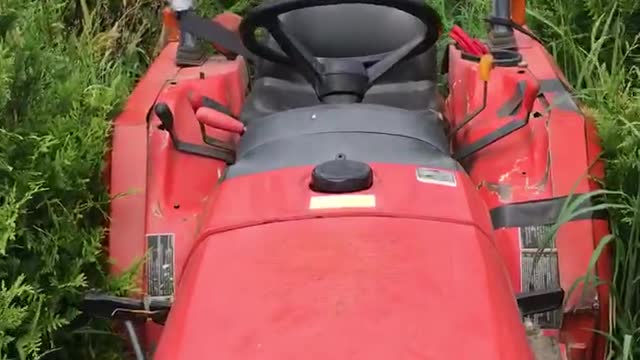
[479,54,494,82]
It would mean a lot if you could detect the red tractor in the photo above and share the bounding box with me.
[83,0,612,358]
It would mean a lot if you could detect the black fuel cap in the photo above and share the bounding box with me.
[311,159,373,193]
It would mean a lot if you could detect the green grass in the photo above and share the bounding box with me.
[526,1,640,358]
[0,0,638,359]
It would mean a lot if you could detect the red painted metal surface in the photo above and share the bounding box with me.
[445,30,611,359]
[156,217,531,360]
[196,164,492,239]
[108,43,179,278]
[108,44,247,279]
[106,20,611,359]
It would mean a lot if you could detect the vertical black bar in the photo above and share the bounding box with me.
[492,0,513,34]
[124,320,147,360]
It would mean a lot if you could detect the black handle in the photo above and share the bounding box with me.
[154,102,174,131]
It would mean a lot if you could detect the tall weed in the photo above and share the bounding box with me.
[527,0,640,357]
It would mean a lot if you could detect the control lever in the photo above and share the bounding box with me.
[194,96,244,152]
[154,102,236,163]
[449,54,493,137]
[453,70,539,161]
[196,107,245,135]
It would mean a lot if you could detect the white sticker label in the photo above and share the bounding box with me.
[309,194,376,210]
[416,167,457,187]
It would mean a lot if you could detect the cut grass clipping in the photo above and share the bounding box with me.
[0,0,639,359]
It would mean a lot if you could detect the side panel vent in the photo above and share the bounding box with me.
[147,233,175,300]
[520,225,562,328]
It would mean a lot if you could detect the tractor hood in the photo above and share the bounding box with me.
[154,216,534,360]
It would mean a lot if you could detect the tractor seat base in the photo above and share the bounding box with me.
[241,77,442,125]
[228,104,454,179]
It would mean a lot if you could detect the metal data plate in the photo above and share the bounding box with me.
[520,225,562,328]
[147,234,175,299]
[415,167,457,187]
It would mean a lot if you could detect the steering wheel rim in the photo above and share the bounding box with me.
[239,0,441,65]
[239,0,442,101]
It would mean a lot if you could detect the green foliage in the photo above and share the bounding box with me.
[527,0,640,358]
[0,0,161,358]
[196,0,259,15]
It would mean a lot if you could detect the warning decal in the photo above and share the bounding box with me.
[309,194,376,210]
[415,167,457,187]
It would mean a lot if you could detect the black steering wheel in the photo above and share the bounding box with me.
[238,0,442,102]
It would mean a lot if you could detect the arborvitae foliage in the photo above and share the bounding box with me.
[0,0,159,358]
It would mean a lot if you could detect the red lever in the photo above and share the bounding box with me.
[196,107,245,135]
[187,89,204,109]
[449,25,488,56]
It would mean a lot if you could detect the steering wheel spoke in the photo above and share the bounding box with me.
[266,18,323,84]
[366,34,427,83]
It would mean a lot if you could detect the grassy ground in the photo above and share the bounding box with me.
[0,0,638,359]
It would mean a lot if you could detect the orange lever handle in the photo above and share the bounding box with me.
[196,107,245,135]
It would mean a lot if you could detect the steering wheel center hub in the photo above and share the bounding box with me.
[316,59,368,102]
